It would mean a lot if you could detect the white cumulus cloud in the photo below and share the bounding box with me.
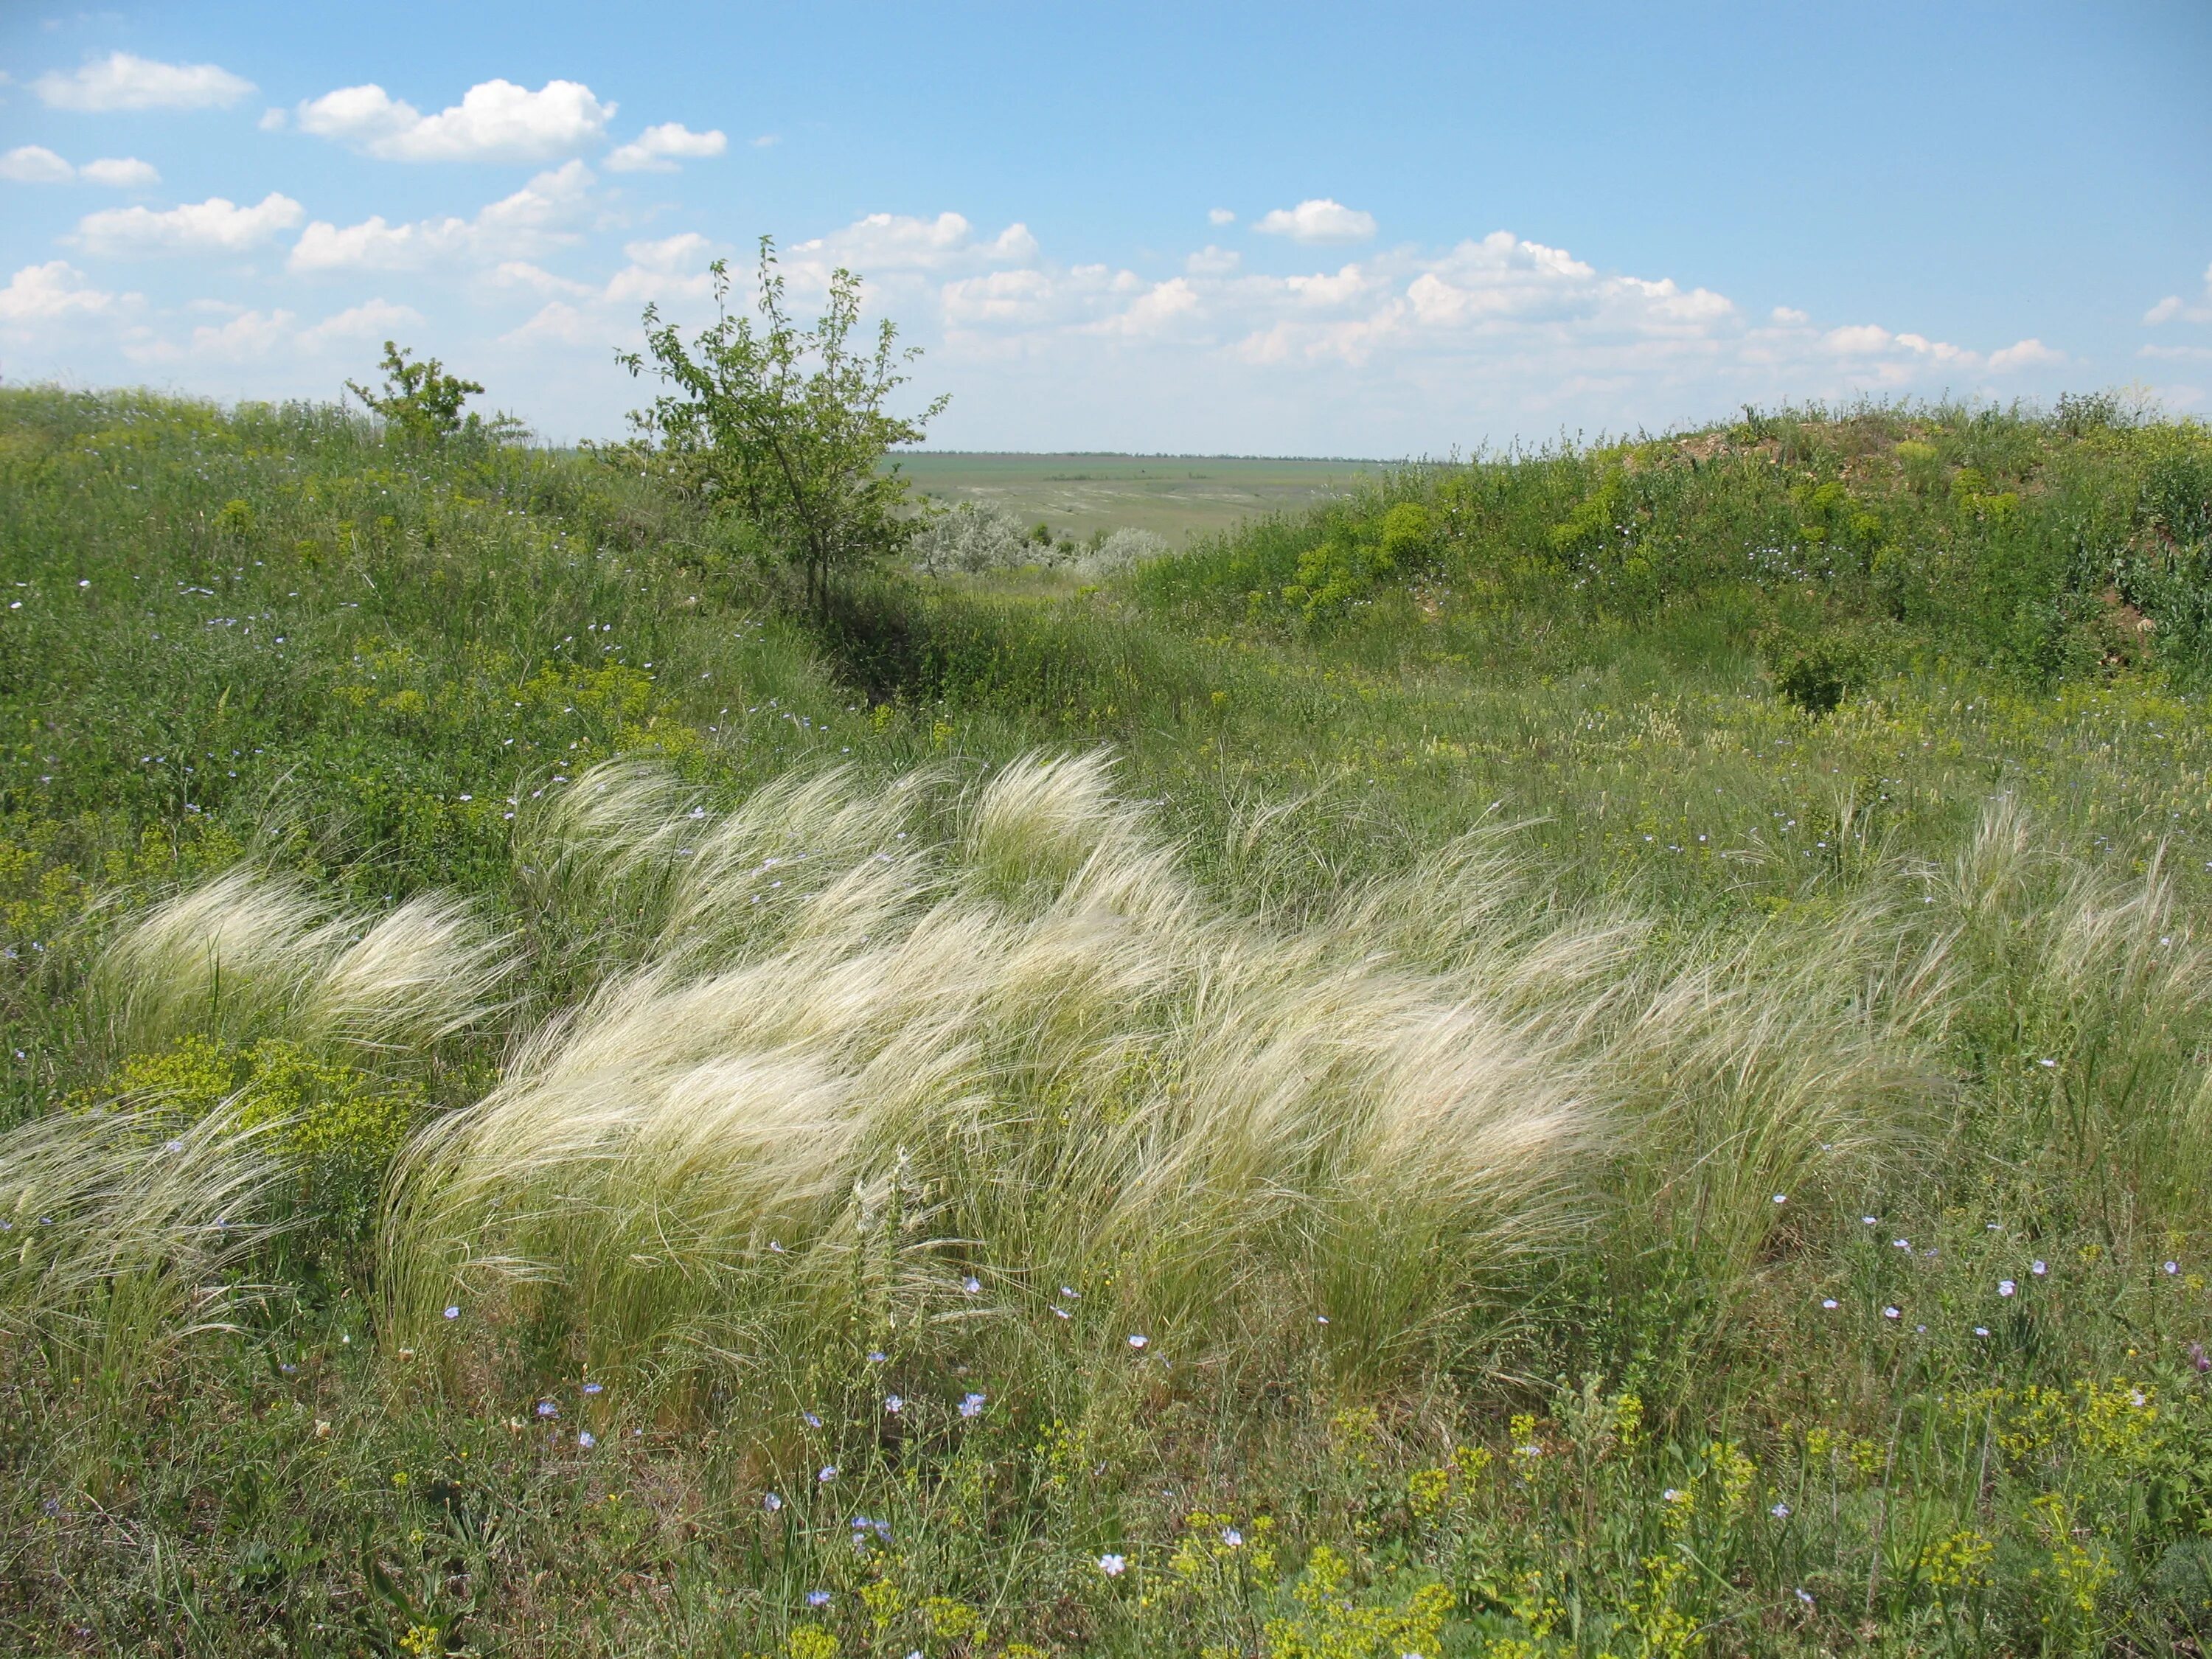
[789,212,1039,276]
[605,122,727,173]
[180,308,297,361]
[289,161,594,272]
[1,145,75,183]
[296,78,615,162]
[80,157,161,189]
[1208,207,1236,226]
[32,52,254,112]
[299,298,425,349]
[1,147,159,187]
[501,301,605,347]
[605,232,720,302]
[1253,198,1377,245]
[0,260,135,324]
[77,192,304,257]
[2145,262,2212,327]
[1987,338,2063,373]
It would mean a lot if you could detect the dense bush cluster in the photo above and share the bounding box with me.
[910,500,1170,578]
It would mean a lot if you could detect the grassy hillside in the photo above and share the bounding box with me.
[8,385,2212,1657]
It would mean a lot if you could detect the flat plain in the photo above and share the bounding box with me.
[892,451,1382,543]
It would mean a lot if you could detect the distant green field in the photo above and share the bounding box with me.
[891,451,1382,543]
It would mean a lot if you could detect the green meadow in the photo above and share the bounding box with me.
[9,382,2212,1658]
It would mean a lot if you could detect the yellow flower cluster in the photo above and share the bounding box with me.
[1261,1545,1452,1659]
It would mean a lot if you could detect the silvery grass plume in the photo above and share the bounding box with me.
[1938,796,2212,1217]
[89,869,517,1057]
[1353,817,1954,1307]
[0,1103,278,1404]
[1611,896,1955,1299]
[384,752,1605,1402]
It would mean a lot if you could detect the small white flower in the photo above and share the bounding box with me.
[442,1306,459,1321]
[884,1394,903,1414]
[961,1276,981,1294]
[577,1430,596,1449]
[2031,1259,2048,1276]
[2166,1261,2181,1275]
[1820,1298,1839,1310]
[1098,1553,1127,1576]
[1882,1306,1901,1320]
[1998,1279,2016,1296]
[2039,1058,2057,1068]
[1221,1526,1243,1548]
[1795,1587,1815,1607]
[1662,1488,1683,1503]
[1772,1193,1787,1205]
[763,1492,784,1512]
[960,1392,987,1418]
[1770,1502,1791,1519]
[818,1465,838,1483]
[1128,1334,1148,1349]
[1862,1216,1877,1225]
[1974,1326,1991,1337]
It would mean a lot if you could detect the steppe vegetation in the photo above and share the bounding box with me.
[897,453,1379,547]
[6,349,2212,1658]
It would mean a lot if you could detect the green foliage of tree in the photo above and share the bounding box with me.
[613,237,947,614]
[347,341,515,446]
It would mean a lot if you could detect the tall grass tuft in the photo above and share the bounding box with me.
[384,753,1608,1403]
[1944,796,2212,1226]
[90,869,516,1057]
[0,1104,278,1405]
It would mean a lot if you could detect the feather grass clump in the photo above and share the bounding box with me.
[0,1104,278,1402]
[88,872,515,1056]
[384,753,1613,1402]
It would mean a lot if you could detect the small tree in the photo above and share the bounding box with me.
[615,237,946,614]
[347,341,513,445]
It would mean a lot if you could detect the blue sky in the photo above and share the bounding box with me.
[2,1,2207,454]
